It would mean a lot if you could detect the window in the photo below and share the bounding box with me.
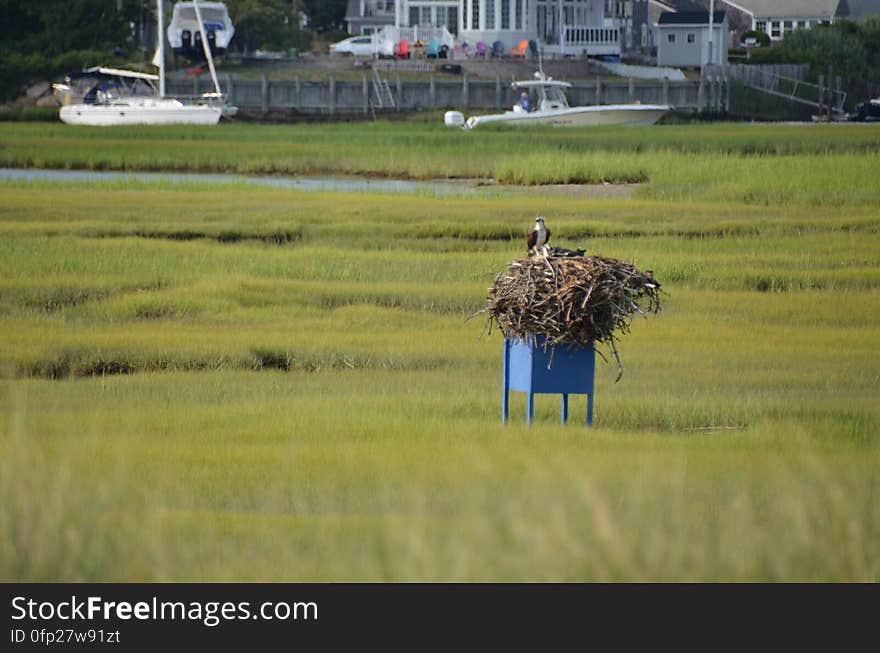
[515,0,522,30]
[486,0,495,28]
[501,0,511,30]
[783,20,793,31]
[667,33,675,44]
[756,20,766,33]
[770,21,781,38]
[687,33,695,44]
[471,0,479,30]
[421,7,432,24]
[797,20,807,29]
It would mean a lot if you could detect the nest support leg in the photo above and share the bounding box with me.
[526,392,534,426]
[587,393,594,427]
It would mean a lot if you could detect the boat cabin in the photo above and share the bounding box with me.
[512,76,572,112]
[52,67,159,106]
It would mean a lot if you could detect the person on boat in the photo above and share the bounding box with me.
[518,91,532,112]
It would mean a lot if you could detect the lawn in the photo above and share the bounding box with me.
[0,121,878,581]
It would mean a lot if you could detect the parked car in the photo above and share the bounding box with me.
[329,36,393,57]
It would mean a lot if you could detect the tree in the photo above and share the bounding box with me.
[0,0,136,56]
[222,0,295,53]
[301,0,346,33]
[773,23,866,83]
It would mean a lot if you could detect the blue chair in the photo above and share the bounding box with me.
[528,40,540,59]
[425,40,440,58]
[491,40,505,58]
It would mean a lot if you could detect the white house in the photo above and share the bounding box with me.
[346,1,642,57]
[345,1,397,35]
[719,1,839,41]
[656,10,728,67]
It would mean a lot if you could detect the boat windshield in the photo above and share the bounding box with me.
[543,85,569,107]
[174,6,228,23]
[91,78,157,104]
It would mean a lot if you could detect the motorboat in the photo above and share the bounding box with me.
[167,1,235,61]
[849,98,880,122]
[59,0,223,126]
[445,72,670,129]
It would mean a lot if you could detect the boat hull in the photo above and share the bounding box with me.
[466,104,670,129]
[59,101,222,126]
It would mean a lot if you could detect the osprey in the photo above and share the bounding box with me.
[527,216,551,256]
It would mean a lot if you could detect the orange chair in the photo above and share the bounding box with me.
[511,40,528,58]
[394,40,410,59]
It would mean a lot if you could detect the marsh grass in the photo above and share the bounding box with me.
[0,122,878,580]
[3,122,880,204]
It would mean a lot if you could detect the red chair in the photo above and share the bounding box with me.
[511,40,528,58]
[394,40,410,59]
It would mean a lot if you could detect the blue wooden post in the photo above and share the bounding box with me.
[587,392,594,427]
[502,336,595,427]
[502,339,511,423]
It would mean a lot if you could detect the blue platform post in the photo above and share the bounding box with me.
[502,336,595,427]
[502,339,510,423]
[587,392,594,427]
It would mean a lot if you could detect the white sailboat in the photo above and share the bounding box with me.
[60,0,223,126]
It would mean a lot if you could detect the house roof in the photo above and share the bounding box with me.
[658,11,727,24]
[721,1,842,19]
[667,0,712,10]
[652,0,706,10]
[345,0,358,18]
[837,0,880,20]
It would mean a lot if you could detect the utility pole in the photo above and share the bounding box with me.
[707,0,715,68]
[156,0,165,97]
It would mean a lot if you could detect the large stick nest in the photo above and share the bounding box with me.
[484,254,662,351]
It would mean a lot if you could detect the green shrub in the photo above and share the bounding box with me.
[0,49,128,103]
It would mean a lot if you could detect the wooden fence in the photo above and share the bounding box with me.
[167,73,722,115]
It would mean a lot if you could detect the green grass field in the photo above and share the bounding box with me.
[1,122,878,581]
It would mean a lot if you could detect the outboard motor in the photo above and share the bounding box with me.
[207,30,217,55]
[444,111,465,128]
[182,30,192,51]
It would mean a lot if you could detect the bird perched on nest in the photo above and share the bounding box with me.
[527,216,551,256]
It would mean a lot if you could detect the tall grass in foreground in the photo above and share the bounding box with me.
[2,371,877,581]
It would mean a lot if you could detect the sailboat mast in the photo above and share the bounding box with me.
[157,0,165,97]
[192,0,223,98]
